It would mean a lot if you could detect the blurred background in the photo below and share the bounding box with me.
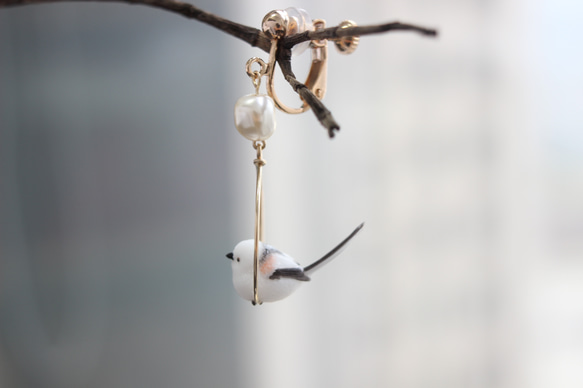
[1,0,582,387]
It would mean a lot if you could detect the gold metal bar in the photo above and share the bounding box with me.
[252,141,266,305]
[260,185,265,242]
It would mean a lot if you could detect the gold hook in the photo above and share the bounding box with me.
[245,57,269,94]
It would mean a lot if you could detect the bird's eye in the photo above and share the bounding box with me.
[237,257,240,262]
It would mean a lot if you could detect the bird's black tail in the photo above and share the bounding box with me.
[303,222,364,274]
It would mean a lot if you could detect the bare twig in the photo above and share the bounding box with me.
[0,0,272,50]
[0,0,438,137]
[276,44,340,138]
[282,21,437,49]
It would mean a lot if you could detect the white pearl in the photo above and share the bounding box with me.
[234,94,276,141]
[285,7,312,55]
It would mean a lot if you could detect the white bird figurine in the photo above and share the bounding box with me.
[226,223,364,303]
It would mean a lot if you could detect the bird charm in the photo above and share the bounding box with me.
[226,223,364,303]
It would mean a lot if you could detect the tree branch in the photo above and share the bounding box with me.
[278,22,437,136]
[282,21,437,49]
[276,44,340,138]
[0,0,272,51]
[0,0,438,137]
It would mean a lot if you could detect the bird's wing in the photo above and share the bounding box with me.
[269,267,311,281]
[303,222,364,275]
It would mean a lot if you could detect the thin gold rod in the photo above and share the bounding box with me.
[252,141,266,306]
[259,185,264,242]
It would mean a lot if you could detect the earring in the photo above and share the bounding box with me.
[232,8,360,306]
[233,57,273,305]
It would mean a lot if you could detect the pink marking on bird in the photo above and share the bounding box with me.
[260,254,275,276]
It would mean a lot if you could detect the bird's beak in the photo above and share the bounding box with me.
[226,252,234,260]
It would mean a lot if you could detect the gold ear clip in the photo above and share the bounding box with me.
[262,10,360,115]
[261,9,329,115]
